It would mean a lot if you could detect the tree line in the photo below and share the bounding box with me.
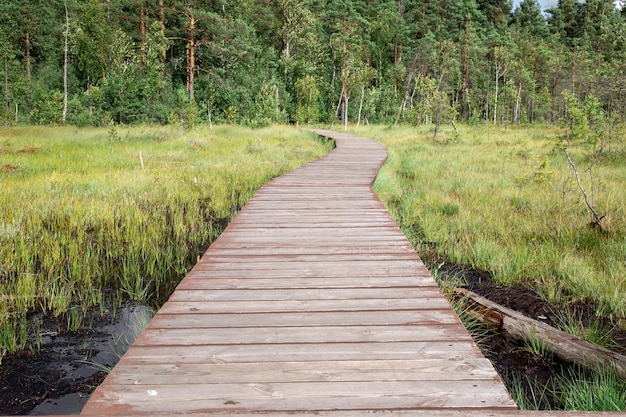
[1,0,624,128]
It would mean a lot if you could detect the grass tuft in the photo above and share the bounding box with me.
[556,367,626,411]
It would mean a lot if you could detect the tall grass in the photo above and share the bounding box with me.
[556,367,626,411]
[0,124,331,355]
[509,366,626,411]
[365,123,626,319]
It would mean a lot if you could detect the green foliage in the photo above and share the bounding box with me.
[29,90,64,125]
[509,374,552,411]
[411,76,453,127]
[107,120,120,141]
[520,332,554,359]
[0,125,332,354]
[506,351,626,411]
[562,91,604,144]
[368,124,626,319]
[294,75,321,124]
[556,368,626,411]
[0,0,623,127]
[557,311,617,350]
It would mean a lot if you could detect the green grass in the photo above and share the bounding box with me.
[0,124,331,356]
[556,367,626,411]
[362,123,626,320]
[509,374,553,411]
[557,311,618,350]
[361,122,626,411]
[507,365,626,412]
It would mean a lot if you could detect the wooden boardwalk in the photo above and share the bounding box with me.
[80,130,517,415]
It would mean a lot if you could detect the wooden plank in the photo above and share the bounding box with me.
[457,288,626,379]
[203,244,418,257]
[72,411,625,417]
[157,298,452,314]
[175,276,438,290]
[118,342,487,364]
[82,380,515,413]
[232,211,393,218]
[212,235,412,245]
[191,259,426,272]
[217,227,408,236]
[194,253,421,262]
[181,267,432,278]
[145,310,461,329]
[228,220,396,226]
[167,287,444,302]
[132,324,473,346]
[104,359,502,385]
[204,239,414,248]
[243,200,383,209]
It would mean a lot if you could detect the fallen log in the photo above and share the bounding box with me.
[454,288,626,379]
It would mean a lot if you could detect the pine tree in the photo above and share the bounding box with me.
[513,0,549,39]
[324,0,370,128]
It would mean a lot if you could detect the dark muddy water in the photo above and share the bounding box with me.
[0,303,154,415]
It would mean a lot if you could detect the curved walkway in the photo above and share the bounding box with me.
[81,130,516,415]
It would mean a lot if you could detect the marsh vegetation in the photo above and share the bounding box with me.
[0,125,331,357]
[368,123,626,411]
[370,123,626,320]
[1,122,625,412]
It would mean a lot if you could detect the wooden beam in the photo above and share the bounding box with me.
[455,288,626,379]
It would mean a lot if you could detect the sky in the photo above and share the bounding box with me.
[512,0,624,12]
[511,0,559,12]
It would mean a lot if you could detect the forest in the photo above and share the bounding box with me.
[1,0,625,129]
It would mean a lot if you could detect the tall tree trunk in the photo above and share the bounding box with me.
[433,101,442,142]
[340,37,348,130]
[208,101,213,130]
[62,0,69,125]
[395,54,419,125]
[140,3,147,68]
[4,54,8,128]
[551,66,559,123]
[159,0,166,66]
[159,0,165,34]
[461,22,471,121]
[513,82,522,124]
[357,85,364,128]
[343,92,349,131]
[570,52,577,95]
[25,30,31,83]
[493,61,499,126]
[275,85,280,121]
[335,86,342,120]
[189,39,195,101]
[186,12,196,101]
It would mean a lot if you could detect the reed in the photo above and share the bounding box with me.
[0,124,331,356]
[363,123,626,319]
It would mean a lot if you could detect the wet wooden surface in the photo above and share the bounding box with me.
[80,130,516,415]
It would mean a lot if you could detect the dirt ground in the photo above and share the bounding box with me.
[0,304,152,415]
[1,261,625,415]
[431,258,626,409]
[0,315,110,415]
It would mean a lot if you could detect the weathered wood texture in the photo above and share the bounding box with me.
[455,288,626,379]
[24,413,626,417]
[80,130,516,415]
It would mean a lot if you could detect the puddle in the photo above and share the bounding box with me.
[29,393,90,415]
[0,303,155,415]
